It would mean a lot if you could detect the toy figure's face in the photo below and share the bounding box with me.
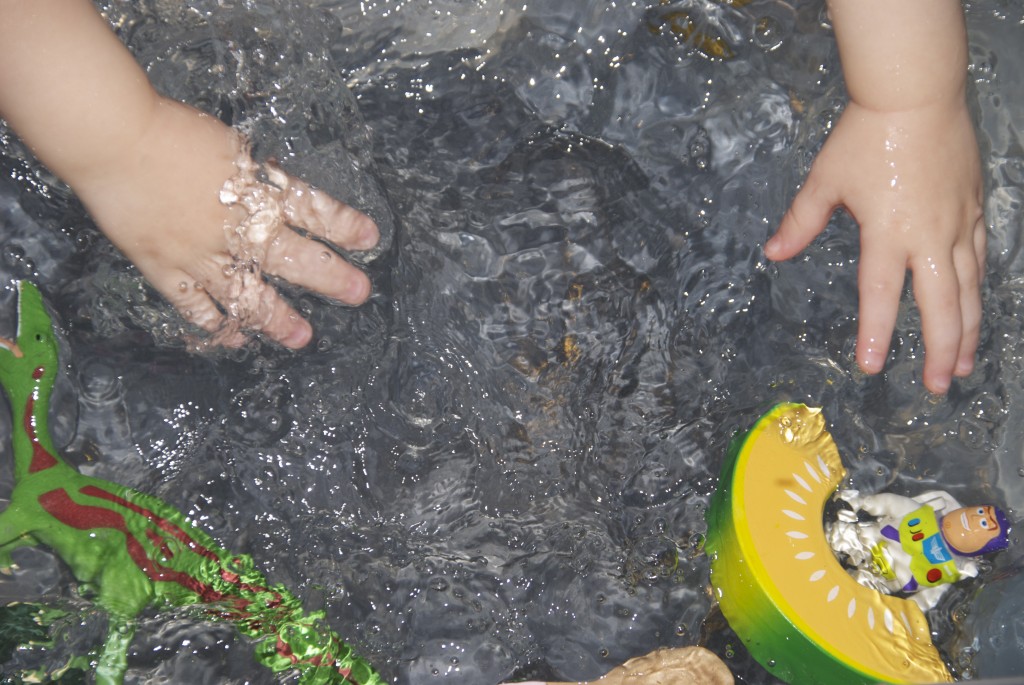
[942,506,1001,555]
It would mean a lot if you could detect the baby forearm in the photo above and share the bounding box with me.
[0,0,379,349]
[0,0,160,186]
[827,0,968,112]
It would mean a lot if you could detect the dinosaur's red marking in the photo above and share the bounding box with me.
[38,485,288,611]
[275,636,355,681]
[38,488,226,602]
[146,528,175,560]
[80,485,221,562]
[23,394,57,473]
[79,487,288,606]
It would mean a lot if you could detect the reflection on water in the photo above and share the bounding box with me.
[1,0,1023,683]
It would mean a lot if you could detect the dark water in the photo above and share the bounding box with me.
[0,0,1023,683]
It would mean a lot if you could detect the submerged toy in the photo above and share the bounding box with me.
[646,0,753,60]
[0,281,383,685]
[510,645,734,685]
[828,488,1010,611]
[704,403,954,684]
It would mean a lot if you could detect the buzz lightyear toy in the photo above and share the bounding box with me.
[828,489,1011,611]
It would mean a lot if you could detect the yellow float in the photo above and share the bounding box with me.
[705,403,953,684]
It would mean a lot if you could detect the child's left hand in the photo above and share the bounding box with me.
[765,98,985,394]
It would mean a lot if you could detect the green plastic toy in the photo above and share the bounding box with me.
[0,281,384,685]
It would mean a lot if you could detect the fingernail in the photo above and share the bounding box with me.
[764,238,778,260]
[858,353,884,375]
[954,357,975,377]
[344,273,372,304]
[929,375,951,395]
[354,218,380,250]
[281,320,313,349]
[860,360,883,375]
[858,338,886,374]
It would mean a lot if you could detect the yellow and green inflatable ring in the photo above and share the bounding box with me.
[705,403,953,684]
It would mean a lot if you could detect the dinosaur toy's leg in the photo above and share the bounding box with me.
[0,506,37,567]
[95,616,135,685]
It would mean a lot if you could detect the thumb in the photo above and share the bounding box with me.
[766,173,838,261]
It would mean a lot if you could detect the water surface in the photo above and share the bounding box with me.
[1,1,1023,682]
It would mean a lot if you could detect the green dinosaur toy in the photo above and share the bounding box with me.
[0,281,384,685]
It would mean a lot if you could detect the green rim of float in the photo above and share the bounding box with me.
[705,403,953,685]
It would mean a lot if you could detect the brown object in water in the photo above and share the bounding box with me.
[547,646,734,685]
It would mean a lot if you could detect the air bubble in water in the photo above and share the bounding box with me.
[3,244,25,264]
[753,17,784,51]
[689,137,710,171]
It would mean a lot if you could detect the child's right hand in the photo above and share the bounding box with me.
[0,0,380,350]
[72,98,379,349]
[765,97,985,395]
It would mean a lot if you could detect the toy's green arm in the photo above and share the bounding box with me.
[96,618,135,685]
[0,506,38,566]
